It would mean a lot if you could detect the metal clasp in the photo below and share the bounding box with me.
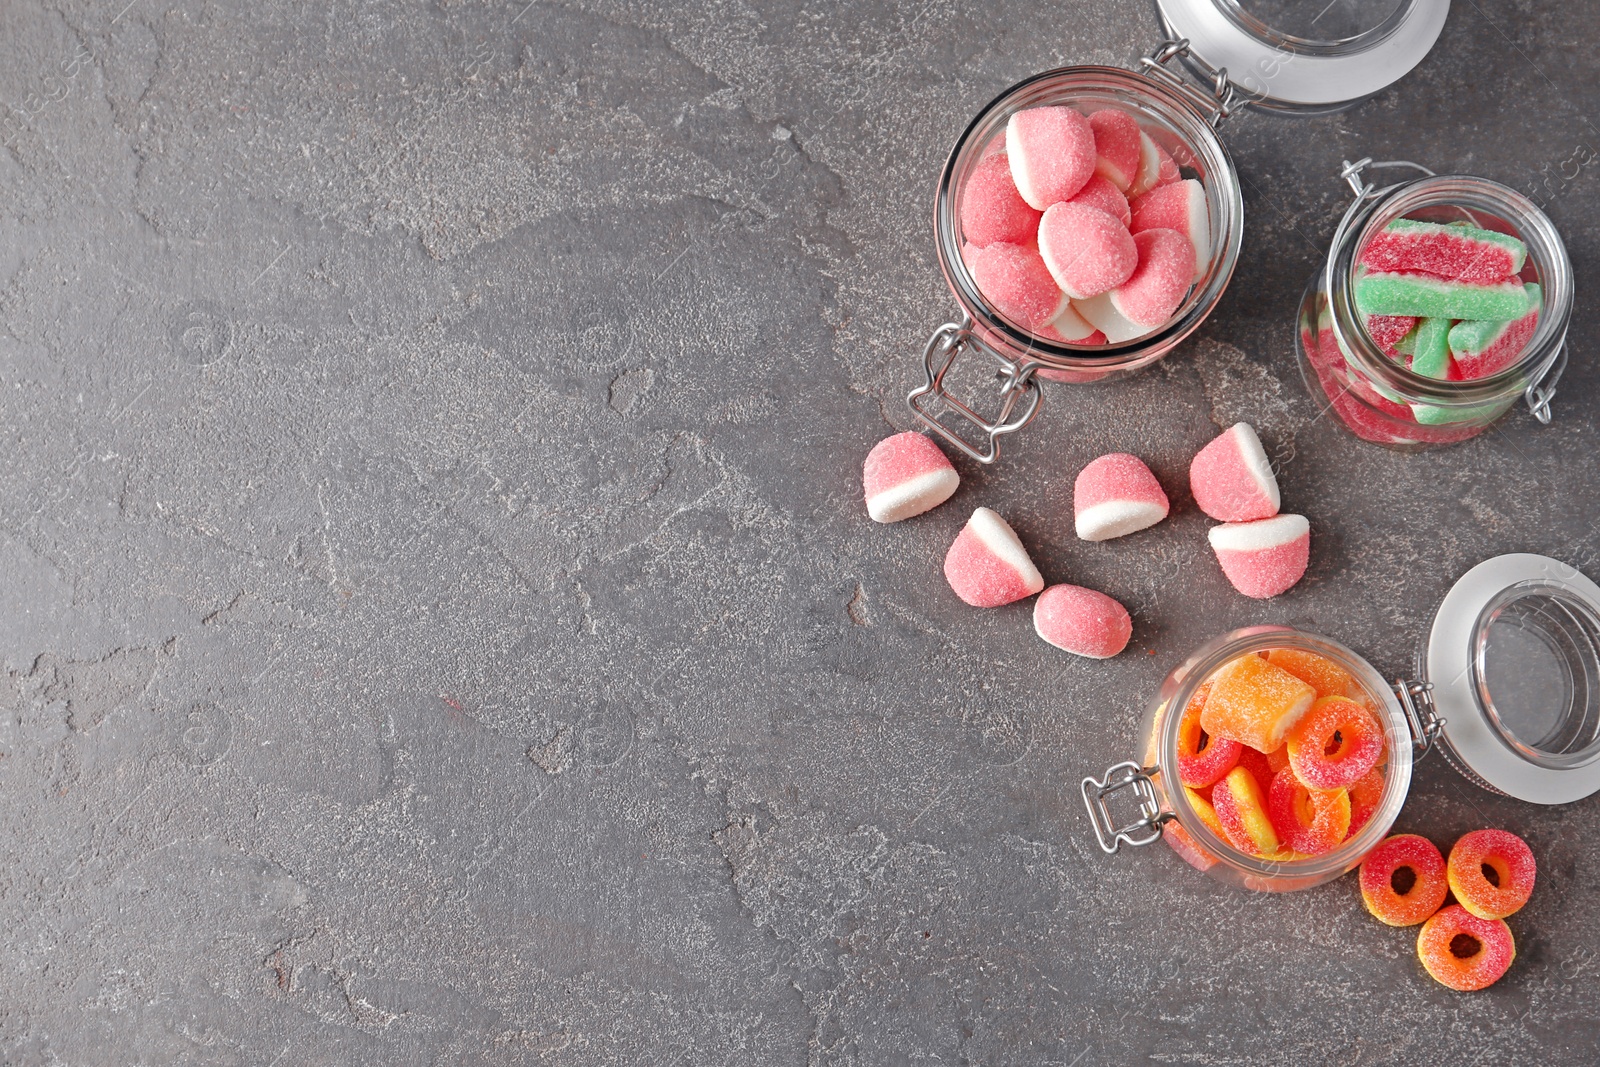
[1081,761,1169,854]
[1140,39,1237,129]
[1339,157,1436,200]
[1526,340,1567,424]
[906,319,1042,465]
[1395,679,1443,755]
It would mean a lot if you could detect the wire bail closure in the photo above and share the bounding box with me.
[1140,39,1238,128]
[906,319,1042,465]
[1081,761,1169,854]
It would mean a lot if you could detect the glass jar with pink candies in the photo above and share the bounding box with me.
[1295,161,1573,449]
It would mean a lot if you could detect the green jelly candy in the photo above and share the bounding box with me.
[1408,317,1454,380]
[1355,271,1532,320]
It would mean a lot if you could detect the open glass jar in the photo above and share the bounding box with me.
[1295,160,1572,449]
[908,0,1450,462]
[1083,554,1600,892]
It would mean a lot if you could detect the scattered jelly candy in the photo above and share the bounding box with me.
[1037,202,1138,300]
[1201,653,1317,753]
[1207,514,1310,599]
[1447,829,1536,920]
[1211,765,1280,856]
[960,151,1043,248]
[1449,284,1542,380]
[1073,452,1169,542]
[943,507,1045,607]
[863,432,959,524]
[1189,422,1280,523]
[1286,695,1383,790]
[1110,228,1194,329]
[1358,218,1526,284]
[1032,583,1131,659]
[964,240,1070,330]
[1130,179,1209,281]
[1360,834,1448,927]
[1006,105,1096,210]
[1417,905,1515,991]
[1354,270,1533,320]
[1264,647,1354,699]
[1267,766,1351,856]
[1175,682,1241,788]
[1088,108,1142,191]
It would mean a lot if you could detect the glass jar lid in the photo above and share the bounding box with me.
[1155,0,1449,112]
[1423,553,1600,804]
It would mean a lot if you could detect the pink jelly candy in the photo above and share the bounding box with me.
[1088,109,1142,192]
[1074,290,1143,344]
[1127,132,1180,197]
[944,507,1046,607]
[960,152,1044,248]
[1033,583,1132,658]
[1130,179,1210,281]
[1365,314,1419,357]
[1038,302,1106,345]
[1189,423,1280,523]
[1074,452,1170,541]
[1359,219,1526,285]
[1066,175,1131,227]
[1006,106,1096,210]
[1109,228,1194,329]
[963,241,1069,330]
[1208,514,1310,599]
[1037,202,1138,300]
[863,432,959,524]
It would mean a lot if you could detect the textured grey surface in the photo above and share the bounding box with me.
[2,0,1599,1063]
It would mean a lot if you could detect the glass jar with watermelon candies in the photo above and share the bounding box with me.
[1295,161,1573,449]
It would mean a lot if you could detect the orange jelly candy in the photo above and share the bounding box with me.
[1211,765,1279,856]
[1234,745,1276,795]
[1447,829,1536,920]
[1360,833,1447,926]
[1265,647,1356,699]
[1345,766,1385,840]
[1417,904,1516,991]
[1164,819,1218,872]
[1267,766,1350,856]
[1200,654,1317,753]
[1285,695,1383,790]
[1176,682,1242,788]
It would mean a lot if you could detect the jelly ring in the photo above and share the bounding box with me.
[1344,766,1386,841]
[1234,745,1276,795]
[1286,695,1383,790]
[1267,767,1350,856]
[1176,683,1242,788]
[1417,905,1516,991]
[1447,829,1537,920]
[1211,766,1280,856]
[1360,833,1448,926]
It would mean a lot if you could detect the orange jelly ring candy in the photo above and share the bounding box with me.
[1176,683,1242,788]
[1360,833,1448,926]
[1417,904,1516,991]
[1267,766,1350,856]
[1211,766,1280,856]
[1344,765,1385,840]
[1447,829,1537,920]
[1286,695,1383,790]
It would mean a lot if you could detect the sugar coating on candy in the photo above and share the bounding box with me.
[1366,314,1419,357]
[1075,290,1147,344]
[960,152,1044,248]
[1037,202,1138,300]
[943,507,1044,608]
[1265,647,1355,699]
[1360,834,1448,927]
[1130,179,1210,281]
[863,432,960,523]
[1110,228,1194,329]
[963,241,1070,330]
[1189,422,1279,523]
[1006,106,1096,210]
[1127,131,1178,197]
[1066,175,1131,226]
[1286,695,1383,790]
[1417,905,1516,991]
[1176,682,1241,788]
[1032,583,1132,659]
[1360,218,1526,284]
[1201,653,1317,753]
[1074,452,1169,541]
[1346,765,1385,839]
[1234,744,1275,796]
[1407,316,1456,381]
[1450,284,1542,380]
[1267,766,1350,856]
[1355,270,1533,320]
[1208,514,1310,599]
[1211,765,1280,856]
[1088,109,1142,191]
[1447,829,1536,920]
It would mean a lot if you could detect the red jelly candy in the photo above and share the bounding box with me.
[1360,833,1448,927]
[1267,766,1350,856]
[1176,683,1241,788]
[1345,766,1385,839]
[960,151,1043,248]
[1417,905,1515,991]
[1286,695,1383,790]
[1447,829,1536,920]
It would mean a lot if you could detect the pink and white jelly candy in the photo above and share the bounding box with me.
[1130,179,1210,281]
[1127,132,1180,197]
[1038,302,1106,345]
[1089,109,1142,192]
[1109,228,1194,329]
[863,432,959,524]
[1037,202,1138,300]
[944,507,1045,607]
[960,152,1043,248]
[1189,423,1279,523]
[1074,453,1169,541]
[1006,106,1096,210]
[1208,514,1310,599]
[1074,290,1144,344]
[1033,583,1133,658]
[1066,175,1131,227]
[964,241,1069,330]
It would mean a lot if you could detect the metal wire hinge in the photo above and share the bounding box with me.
[906,320,1042,465]
[1526,341,1566,424]
[1141,39,1237,128]
[1395,679,1443,755]
[1082,761,1170,854]
[1339,157,1436,199]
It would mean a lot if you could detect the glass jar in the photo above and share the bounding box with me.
[908,1,1450,463]
[1083,554,1600,892]
[1295,160,1573,449]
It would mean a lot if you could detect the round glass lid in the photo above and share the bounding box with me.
[1425,554,1600,805]
[1155,0,1449,111]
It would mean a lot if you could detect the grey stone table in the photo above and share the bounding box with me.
[2,0,1597,1063]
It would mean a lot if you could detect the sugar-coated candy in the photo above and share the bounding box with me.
[1201,653,1317,753]
[1212,765,1280,856]
[1067,175,1131,227]
[1074,290,1146,344]
[1407,316,1455,381]
[1033,583,1132,658]
[1038,301,1106,345]
[1110,228,1194,329]
[1163,817,1219,872]
[1366,314,1418,357]
[943,507,1044,608]
[1355,270,1533,321]
[1234,744,1276,795]
[964,241,1070,330]
[1359,218,1526,284]
[1176,682,1241,788]
[1037,202,1138,300]
[1345,765,1385,839]
[1265,647,1354,699]
[1265,743,1290,777]
[1189,422,1279,523]
[1074,452,1170,541]
[1006,106,1096,210]
[1267,766,1350,856]
[1130,179,1210,281]
[863,432,960,523]
[1417,905,1515,991]
[960,152,1043,248]
[1088,109,1142,191]
[1360,834,1448,927]
[1447,829,1536,920]
[1286,695,1383,790]
[1449,284,1542,380]
[1208,514,1310,599]
[1127,131,1180,197]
